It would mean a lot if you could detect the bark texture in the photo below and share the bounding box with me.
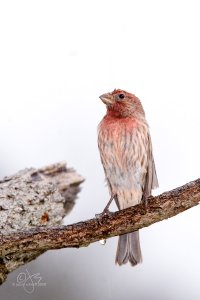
[0,162,84,284]
[0,175,200,284]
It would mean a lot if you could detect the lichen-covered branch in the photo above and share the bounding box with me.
[0,162,84,284]
[0,173,200,285]
[1,178,200,257]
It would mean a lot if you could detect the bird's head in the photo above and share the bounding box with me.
[99,89,145,118]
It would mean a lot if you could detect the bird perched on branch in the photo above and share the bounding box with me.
[98,89,158,266]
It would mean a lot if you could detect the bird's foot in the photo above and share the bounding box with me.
[95,208,113,219]
[142,195,148,213]
[96,194,115,219]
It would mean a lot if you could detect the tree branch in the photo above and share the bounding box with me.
[1,178,200,256]
[0,162,84,284]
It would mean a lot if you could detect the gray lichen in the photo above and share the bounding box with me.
[0,162,84,284]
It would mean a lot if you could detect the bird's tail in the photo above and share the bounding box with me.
[115,231,142,266]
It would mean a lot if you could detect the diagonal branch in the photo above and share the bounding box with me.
[1,178,200,258]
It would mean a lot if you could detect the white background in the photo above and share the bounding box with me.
[0,1,200,299]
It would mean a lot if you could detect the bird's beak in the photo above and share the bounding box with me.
[99,93,114,105]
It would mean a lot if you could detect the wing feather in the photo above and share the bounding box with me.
[143,134,158,199]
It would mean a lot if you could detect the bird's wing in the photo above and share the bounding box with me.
[143,134,159,199]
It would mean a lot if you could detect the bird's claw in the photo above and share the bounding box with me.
[95,208,113,219]
[142,195,148,213]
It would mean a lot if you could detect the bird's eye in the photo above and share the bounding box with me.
[118,94,125,99]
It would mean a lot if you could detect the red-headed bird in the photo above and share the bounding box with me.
[98,89,158,266]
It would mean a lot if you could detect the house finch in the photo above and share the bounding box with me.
[98,89,158,266]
